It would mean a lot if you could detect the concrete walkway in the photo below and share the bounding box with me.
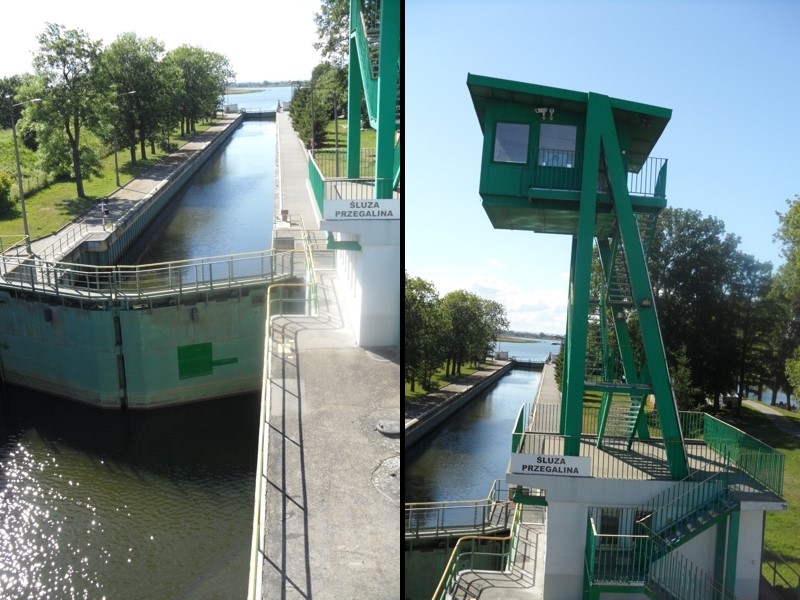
[743,399,800,437]
[257,112,400,598]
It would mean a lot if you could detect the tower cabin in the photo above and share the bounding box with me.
[466,74,787,599]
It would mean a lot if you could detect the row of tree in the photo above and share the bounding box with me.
[1,23,233,200]
[405,273,509,392]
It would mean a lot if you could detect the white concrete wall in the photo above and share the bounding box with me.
[326,219,400,348]
[734,510,765,600]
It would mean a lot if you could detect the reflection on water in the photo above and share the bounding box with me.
[405,369,540,507]
[133,121,276,263]
[0,388,259,598]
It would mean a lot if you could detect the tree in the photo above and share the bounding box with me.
[101,33,163,162]
[164,46,233,136]
[29,22,105,199]
[649,208,741,406]
[404,273,446,391]
[313,0,350,65]
[728,252,773,403]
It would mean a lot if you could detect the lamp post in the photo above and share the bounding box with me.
[113,90,136,187]
[6,96,42,254]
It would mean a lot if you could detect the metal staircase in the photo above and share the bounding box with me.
[586,472,739,598]
[590,204,668,450]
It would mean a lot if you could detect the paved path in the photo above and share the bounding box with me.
[257,112,400,599]
[404,361,511,428]
[743,399,800,437]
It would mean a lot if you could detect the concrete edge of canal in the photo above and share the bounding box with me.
[404,361,515,451]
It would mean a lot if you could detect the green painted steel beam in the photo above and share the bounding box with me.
[588,92,688,479]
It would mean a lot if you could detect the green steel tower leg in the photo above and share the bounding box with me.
[346,24,362,180]
[561,104,603,455]
[589,93,688,479]
[374,0,398,199]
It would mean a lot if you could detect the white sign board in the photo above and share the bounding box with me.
[324,199,400,220]
[509,453,591,477]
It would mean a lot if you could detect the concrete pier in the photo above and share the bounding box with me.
[250,113,400,597]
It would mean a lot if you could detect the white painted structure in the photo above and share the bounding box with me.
[321,219,400,348]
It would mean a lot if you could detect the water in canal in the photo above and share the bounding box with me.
[0,87,291,599]
[405,368,542,506]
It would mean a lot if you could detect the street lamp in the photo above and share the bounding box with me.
[6,96,42,253]
[113,90,136,187]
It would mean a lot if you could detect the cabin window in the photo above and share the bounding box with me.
[538,124,577,168]
[493,122,529,164]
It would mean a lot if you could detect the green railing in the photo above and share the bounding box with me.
[311,148,376,179]
[431,503,522,600]
[704,413,785,496]
[646,533,737,599]
[585,515,737,598]
[512,404,527,452]
[585,516,650,584]
[529,148,668,198]
[308,155,325,216]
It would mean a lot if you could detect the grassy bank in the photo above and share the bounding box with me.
[721,406,800,576]
[404,361,495,401]
[0,120,219,240]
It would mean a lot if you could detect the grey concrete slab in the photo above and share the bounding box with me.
[259,113,400,598]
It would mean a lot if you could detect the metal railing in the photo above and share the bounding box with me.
[247,214,318,600]
[519,405,784,489]
[310,148,376,179]
[0,249,296,304]
[431,503,522,600]
[585,515,737,598]
[405,479,513,540]
[762,544,800,597]
[530,148,668,198]
[703,414,785,496]
[36,222,91,262]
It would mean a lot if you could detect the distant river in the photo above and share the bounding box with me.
[495,338,561,362]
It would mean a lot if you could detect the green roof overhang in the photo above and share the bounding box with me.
[467,73,672,172]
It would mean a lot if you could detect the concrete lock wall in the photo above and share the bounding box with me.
[0,291,121,407]
[0,288,267,408]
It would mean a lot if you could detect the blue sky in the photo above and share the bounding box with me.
[406,0,800,335]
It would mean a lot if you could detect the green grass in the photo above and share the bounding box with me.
[404,361,494,400]
[0,120,219,240]
[720,407,800,576]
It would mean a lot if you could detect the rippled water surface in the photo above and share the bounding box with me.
[0,390,259,598]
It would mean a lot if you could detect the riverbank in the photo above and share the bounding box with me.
[404,360,513,450]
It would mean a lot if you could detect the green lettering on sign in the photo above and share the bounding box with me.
[177,343,238,380]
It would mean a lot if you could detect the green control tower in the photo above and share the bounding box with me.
[467,74,688,479]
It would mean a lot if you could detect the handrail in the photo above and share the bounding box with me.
[0,248,297,304]
[762,543,800,593]
[247,213,317,600]
[529,147,667,198]
[36,222,91,262]
[703,413,785,496]
[431,503,522,600]
[405,479,512,540]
